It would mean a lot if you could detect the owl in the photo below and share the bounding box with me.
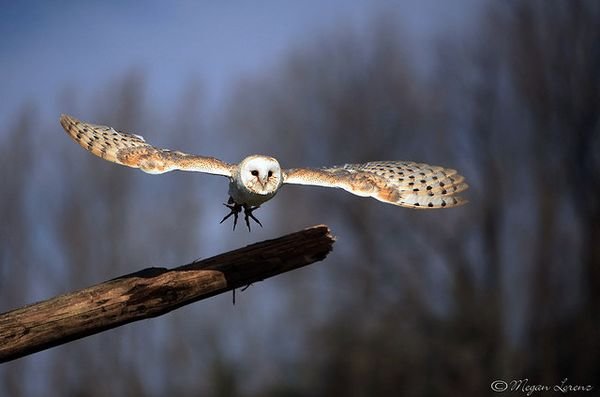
[60,115,468,231]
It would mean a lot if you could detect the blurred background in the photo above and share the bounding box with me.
[1,1,599,396]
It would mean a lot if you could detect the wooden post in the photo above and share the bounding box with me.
[0,225,334,363]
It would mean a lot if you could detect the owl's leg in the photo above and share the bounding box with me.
[243,205,263,231]
[220,198,263,231]
[220,197,242,230]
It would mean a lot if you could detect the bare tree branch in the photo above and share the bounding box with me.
[0,225,334,363]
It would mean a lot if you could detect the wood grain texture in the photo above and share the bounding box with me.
[0,225,334,363]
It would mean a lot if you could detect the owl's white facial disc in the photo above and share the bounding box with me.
[239,155,282,196]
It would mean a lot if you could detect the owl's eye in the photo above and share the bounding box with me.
[251,170,259,176]
[268,170,273,177]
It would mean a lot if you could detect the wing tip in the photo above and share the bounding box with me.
[60,113,78,122]
[59,113,73,128]
[411,195,469,209]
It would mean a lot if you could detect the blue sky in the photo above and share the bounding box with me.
[0,0,480,128]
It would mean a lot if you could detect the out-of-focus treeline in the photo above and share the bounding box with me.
[1,2,598,396]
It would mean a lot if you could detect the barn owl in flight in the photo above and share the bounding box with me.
[60,115,468,231]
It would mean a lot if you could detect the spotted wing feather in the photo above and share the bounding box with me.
[283,161,468,209]
[60,114,233,176]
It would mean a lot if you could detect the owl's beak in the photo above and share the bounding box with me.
[259,177,268,189]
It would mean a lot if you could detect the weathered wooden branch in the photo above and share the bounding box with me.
[0,225,334,363]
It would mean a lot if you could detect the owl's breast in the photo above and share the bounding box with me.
[228,180,278,207]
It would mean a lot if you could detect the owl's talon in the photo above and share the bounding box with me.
[220,200,262,231]
[243,206,262,231]
[220,202,241,230]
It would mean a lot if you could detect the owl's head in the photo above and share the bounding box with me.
[239,155,283,195]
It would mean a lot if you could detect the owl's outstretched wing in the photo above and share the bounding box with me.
[60,114,234,176]
[283,161,468,209]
